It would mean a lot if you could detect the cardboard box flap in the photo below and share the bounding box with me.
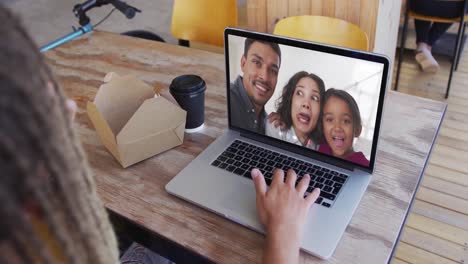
[155,84,180,107]
[118,125,184,168]
[117,96,186,144]
[86,101,121,162]
[94,73,154,135]
[173,121,185,142]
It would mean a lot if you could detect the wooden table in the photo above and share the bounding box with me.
[45,31,447,264]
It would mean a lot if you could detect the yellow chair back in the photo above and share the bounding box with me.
[273,16,369,51]
[171,0,238,47]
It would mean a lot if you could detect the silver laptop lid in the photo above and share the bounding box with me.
[224,28,390,173]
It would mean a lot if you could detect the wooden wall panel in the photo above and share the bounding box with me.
[335,0,348,21]
[246,0,267,33]
[266,0,289,33]
[348,0,361,26]
[322,0,336,17]
[360,0,378,50]
[310,0,323,15]
[288,0,311,16]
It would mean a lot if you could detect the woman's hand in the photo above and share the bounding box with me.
[251,168,320,264]
[267,112,286,130]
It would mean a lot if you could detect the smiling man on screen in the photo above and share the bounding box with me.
[230,38,281,134]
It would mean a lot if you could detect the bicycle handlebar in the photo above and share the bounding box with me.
[40,0,140,52]
[110,0,140,19]
[73,0,140,25]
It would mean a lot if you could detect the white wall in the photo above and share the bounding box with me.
[374,0,402,85]
[228,36,385,159]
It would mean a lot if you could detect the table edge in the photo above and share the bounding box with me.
[385,102,448,263]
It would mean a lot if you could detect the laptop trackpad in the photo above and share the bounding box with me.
[220,180,260,228]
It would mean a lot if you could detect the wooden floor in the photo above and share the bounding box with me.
[390,47,468,263]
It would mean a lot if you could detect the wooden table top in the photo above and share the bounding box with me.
[45,31,447,264]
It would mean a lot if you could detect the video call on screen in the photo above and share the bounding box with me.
[228,35,385,168]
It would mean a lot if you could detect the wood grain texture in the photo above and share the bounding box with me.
[348,0,361,25]
[416,187,468,215]
[310,0,323,15]
[425,164,468,187]
[421,176,468,200]
[246,0,267,33]
[411,199,468,230]
[430,152,468,175]
[359,0,378,51]
[288,0,311,16]
[395,242,459,264]
[392,34,468,263]
[266,0,289,33]
[438,131,468,153]
[322,0,336,17]
[406,214,468,246]
[400,227,467,263]
[334,0,346,20]
[390,258,411,264]
[44,31,446,263]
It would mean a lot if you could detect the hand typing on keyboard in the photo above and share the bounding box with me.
[212,140,347,208]
[251,168,320,264]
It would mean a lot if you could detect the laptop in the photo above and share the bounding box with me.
[166,28,390,259]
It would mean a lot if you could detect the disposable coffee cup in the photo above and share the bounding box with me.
[169,75,206,133]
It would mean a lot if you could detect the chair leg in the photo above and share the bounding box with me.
[446,22,465,98]
[452,23,462,72]
[394,4,410,92]
[178,39,190,47]
[446,6,466,98]
[455,22,466,71]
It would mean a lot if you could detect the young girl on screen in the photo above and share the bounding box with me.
[266,71,325,150]
[318,88,370,166]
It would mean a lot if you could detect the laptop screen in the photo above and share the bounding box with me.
[225,28,389,172]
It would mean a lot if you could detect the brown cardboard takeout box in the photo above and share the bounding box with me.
[87,73,186,168]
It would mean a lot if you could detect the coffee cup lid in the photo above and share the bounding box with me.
[169,75,206,94]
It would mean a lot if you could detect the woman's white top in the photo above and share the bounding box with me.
[265,121,318,150]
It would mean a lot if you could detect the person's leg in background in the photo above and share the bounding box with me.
[120,242,174,264]
[113,219,174,264]
[428,22,454,46]
[411,0,464,72]
[414,19,451,72]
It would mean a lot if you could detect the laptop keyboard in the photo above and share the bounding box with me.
[210,140,349,208]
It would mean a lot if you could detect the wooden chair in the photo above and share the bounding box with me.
[394,0,468,98]
[171,0,238,47]
[273,15,369,51]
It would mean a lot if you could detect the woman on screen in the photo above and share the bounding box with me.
[266,71,325,150]
[318,88,369,166]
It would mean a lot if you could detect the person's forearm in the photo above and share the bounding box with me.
[263,227,300,264]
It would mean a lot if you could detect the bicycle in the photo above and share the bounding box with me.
[40,0,141,52]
